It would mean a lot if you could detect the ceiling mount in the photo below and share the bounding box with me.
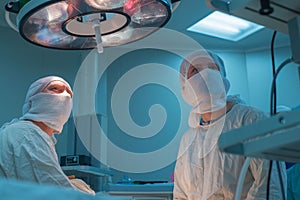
[206,0,300,34]
[5,0,180,51]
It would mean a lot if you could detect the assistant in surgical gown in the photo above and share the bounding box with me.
[173,103,287,200]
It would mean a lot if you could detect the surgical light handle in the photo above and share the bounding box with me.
[92,19,103,54]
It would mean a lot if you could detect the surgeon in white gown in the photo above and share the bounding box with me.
[173,50,287,199]
[0,76,95,195]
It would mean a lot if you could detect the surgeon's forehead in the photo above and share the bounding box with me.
[48,80,66,85]
[46,80,68,87]
[44,80,73,97]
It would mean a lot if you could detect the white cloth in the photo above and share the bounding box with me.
[179,50,230,129]
[21,92,72,133]
[22,76,72,115]
[173,103,287,200]
[21,76,73,133]
[0,119,95,195]
[182,68,226,114]
[179,50,230,94]
[182,68,227,128]
[187,94,244,128]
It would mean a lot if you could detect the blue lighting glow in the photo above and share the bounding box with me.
[187,11,264,41]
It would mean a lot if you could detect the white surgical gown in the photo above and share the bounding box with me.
[173,103,287,200]
[0,119,93,194]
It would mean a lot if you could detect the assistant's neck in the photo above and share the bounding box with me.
[201,102,234,123]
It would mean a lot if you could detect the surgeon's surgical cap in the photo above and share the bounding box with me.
[22,76,72,115]
[179,50,230,93]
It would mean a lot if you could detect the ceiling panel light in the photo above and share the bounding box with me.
[187,11,264,41]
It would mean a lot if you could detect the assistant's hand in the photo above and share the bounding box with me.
[70,178,96,195]
[68,175,76,180]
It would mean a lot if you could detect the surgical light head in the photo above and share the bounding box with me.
[5,0,181,52]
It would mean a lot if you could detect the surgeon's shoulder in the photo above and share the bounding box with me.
[232,103,267,126]
[1,119,38,132]
[1,119,41,141]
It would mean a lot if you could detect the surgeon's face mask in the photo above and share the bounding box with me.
[22,91,72,133]
[182,68,226,114]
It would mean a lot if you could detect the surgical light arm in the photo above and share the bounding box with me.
[288,16,300,64]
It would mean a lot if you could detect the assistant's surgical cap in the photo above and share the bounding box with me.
[179,49,230,93]
[22,76,72,115]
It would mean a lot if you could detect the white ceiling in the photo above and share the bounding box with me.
[0,0,291,52]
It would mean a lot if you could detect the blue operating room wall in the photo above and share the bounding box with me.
[104,48,186,182]
[246,46,300,113]
[217,51,250,103]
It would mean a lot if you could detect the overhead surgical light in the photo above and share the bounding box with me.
[5,0,180,52]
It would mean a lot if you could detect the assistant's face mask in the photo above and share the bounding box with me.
[21,92,72,133]
[182,68,226,114]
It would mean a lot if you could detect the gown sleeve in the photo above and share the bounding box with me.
[6,123,94,195]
